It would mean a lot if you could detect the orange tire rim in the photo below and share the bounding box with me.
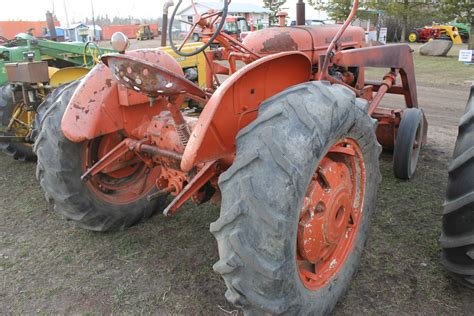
[297,138,366,290]
[82,133,160,204]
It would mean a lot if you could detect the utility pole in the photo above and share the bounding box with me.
[63,0,70,29]
[91,0,96,41]
[46,11,57,41]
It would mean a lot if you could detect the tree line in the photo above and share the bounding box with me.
[263,0,473,47]
[80,15,162,26]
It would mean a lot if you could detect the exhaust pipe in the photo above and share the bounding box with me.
[161,0,174,47]
[296,0,305,26]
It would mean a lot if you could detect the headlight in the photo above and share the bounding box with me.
[110,32,130,53]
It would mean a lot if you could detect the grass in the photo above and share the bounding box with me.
[1,147,472,314]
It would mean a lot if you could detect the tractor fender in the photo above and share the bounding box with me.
[181,51,312,172]
[61,49,184,143]
[50,67,90,88]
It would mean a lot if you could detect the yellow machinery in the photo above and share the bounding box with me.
[433,25,463,44]
[159,42,207,89]
[409,25,463,44]
[136,24,155,41]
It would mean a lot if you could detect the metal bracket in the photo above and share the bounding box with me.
[163,161,219,216]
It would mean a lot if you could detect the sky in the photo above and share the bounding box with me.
[0,0,323,25]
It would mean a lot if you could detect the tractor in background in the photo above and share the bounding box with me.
[34,0,428,313]
[192,15,250,43]
[0,33,112,160]
[409,25,463,44]
[136,24,155,41]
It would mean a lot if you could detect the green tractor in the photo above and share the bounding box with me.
[0,33,114,160]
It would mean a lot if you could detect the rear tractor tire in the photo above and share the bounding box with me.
[34,81,166,231]
[441,86,474,289]
[211,81,382,314]
[0,84,36,161]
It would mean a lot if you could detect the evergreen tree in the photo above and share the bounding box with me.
[308,0,353,23]
[263,0,288,25]
[367,0,437,42]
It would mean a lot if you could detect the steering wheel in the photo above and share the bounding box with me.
[83,41,103,67]
[169,0,229,57]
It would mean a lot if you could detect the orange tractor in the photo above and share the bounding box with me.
[35,0,428,313]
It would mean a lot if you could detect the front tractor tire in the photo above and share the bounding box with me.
[211,82,381,314]
[441,87,474,288]
[34,81,166,231]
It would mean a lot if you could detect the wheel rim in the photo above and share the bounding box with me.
[297,138,366,291]
[409,34,417,42]
[82,133,160,204]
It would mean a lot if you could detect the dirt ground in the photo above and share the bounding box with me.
[1,42,474,314]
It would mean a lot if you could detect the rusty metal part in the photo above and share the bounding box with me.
[81,136,182,183]
[372,107,402,150]
[333,44,418,108]
[242,25,364,65]
[157,167,187,197]
[163,161,219,216]
[319,0,359,80]
[181,51,312,172]
[212,31,260,60]
[62,49,182,143]
[81,138,134,182]
[369,70,397,114]
[81,133,161,204]
[101,53,206,99]
[166,102,190,147]
[139,144,183,161]
[146,111,192,160]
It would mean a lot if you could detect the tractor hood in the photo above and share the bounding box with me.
[242,25,365,64]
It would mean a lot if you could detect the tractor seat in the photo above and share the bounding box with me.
[101,54,205,99]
